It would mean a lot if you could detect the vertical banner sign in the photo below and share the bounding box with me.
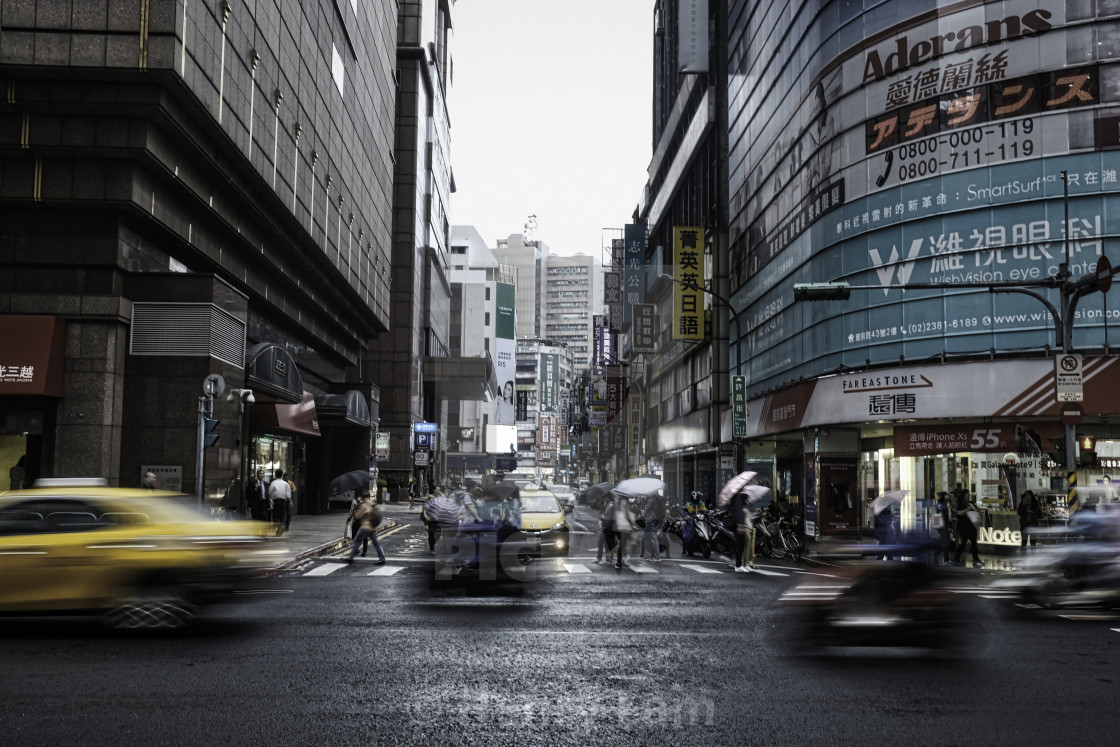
[515,389,529,422]
[494,282,517,424]
[599,327,616,366]
[609,303,623,333]
[539,353,558,413]
[732,375,747,438]
[611,238,625,269]
[592,315,605,374]
[607,374,622,423]
[604,271,623,306]
[623,224,646,323]
[560,392,570,427]
[673,226,705,340]
[629,396,642,451]
[678,0,709,74]
[633,303,658,352]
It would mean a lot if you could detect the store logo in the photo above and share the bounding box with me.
[861,9,1053,84]
[869,240,922,295]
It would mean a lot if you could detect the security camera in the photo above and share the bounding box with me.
[245,392,256,405]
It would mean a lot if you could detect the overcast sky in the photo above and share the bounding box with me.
[449,0,653,257]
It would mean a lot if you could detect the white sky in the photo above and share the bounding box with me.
[449,0,654,257]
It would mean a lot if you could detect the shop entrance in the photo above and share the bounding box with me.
[252,435,294,485]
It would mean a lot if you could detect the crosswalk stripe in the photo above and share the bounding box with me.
[630,564,658,574]
[304,563,344,577]
[680,563,723,574]
[367,565,404,576]
[748,566,789,577]
[563,563,592,573]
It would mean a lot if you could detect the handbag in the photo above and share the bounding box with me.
[931,513,945,530]
[966,509,981,527]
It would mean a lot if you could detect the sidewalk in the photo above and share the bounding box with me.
[805,536,1020,573]
[257,502,417,571]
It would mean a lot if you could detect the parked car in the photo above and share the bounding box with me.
[0,482,270,629]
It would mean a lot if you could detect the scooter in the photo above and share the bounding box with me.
[667,508,711,558]
[704,508,737,557]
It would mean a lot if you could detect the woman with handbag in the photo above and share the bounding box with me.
[952,490,984,568]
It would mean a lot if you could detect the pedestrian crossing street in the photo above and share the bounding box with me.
[285,555,796,579]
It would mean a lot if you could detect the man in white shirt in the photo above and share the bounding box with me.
[268,469,293,535]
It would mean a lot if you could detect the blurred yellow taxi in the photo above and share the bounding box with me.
[518,489,570,556]
[0,480,270,629]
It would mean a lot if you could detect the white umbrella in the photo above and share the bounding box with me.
[614,475,666,499]
[718,471,759,506]
[871,489,909,516]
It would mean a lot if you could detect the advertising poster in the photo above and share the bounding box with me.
[818,457,859,536]
[539,353,558,414]
[493,282,516,424]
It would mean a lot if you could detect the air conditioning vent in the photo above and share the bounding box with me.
[130,303,246,367]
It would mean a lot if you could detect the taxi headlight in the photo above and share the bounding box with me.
[551,522,569,531]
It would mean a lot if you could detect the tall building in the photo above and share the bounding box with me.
[364,1,496,492]
[631,0,730,499]
[446,225,514,478]
[725,1,1120,543]
[0,1,396,510]
[542,253,602,368]
[494,233,545,339]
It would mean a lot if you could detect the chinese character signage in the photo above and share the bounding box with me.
[678,0,709,74]
[894,424,1016,457]
[539,353,558,413]
[623,224,646,323]
[672,226,705,341]
[732,376,747,438]
[633,303,658,352]
[606,374,623,423]
[604,271,623,306]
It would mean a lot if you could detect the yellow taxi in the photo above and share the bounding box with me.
[0,480,270,629]
[518,489,570,556]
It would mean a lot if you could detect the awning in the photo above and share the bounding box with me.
[251,391,321,437]
[423,355,498,402]
[315,390,372,428]
[245,342,304,404]
[0,315,65,397]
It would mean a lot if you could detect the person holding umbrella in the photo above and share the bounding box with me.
[728,489,757,573]
[346,489,385,564]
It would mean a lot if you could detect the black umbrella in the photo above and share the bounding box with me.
[582,482,614,507]
[487,482,520,501]
[328,469,374,497]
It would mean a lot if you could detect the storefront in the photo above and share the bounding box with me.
[0,315,65,488]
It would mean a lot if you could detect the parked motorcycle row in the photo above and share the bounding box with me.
[658,500,805,562]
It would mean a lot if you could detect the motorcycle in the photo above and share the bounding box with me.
[993,511,1120,609]
[776,537,973,654]
[703,508,737,557]
[664,507,711,558]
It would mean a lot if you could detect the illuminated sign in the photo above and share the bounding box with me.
[672,226,705,341]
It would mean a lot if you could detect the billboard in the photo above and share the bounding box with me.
[485,424,518,455]
[493,282,516,424]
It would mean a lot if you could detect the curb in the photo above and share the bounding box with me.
[269,520,400,572]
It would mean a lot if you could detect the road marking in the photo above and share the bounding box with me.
[747,566,789,577]
[367,565,404,576]
[377,525,409,539]
[304,563,344,577]
[630,564,658,574]
[563,563,592,573]
[680,563,723,574]
[978,594,1019,599]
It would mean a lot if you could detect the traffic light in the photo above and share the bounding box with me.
[793,282,851,301]
[204,417,220,448]
[1043,434,1061,463]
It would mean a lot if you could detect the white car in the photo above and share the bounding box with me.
[549,484,576,511]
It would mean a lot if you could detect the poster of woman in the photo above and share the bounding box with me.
[495,380,515,424]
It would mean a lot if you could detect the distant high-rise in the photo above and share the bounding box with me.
[541,254,601,369]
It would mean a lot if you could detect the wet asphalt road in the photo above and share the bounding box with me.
[3,510,1120,745]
